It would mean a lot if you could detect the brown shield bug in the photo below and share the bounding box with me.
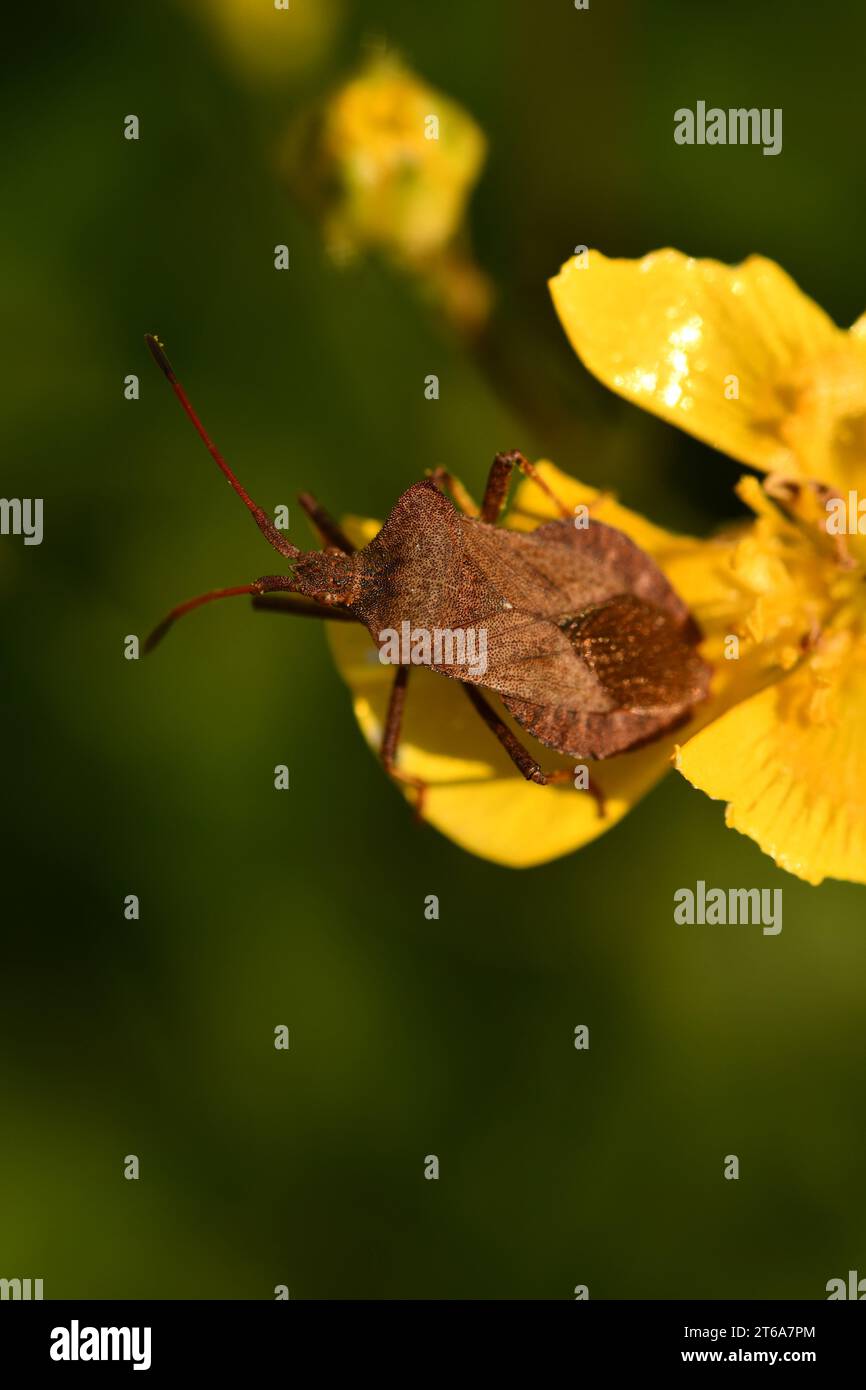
[144,335,711,816]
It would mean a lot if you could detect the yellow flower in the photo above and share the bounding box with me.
[327,464,739,869]
[550,248,866,884]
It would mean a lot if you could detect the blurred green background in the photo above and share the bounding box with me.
[2,0,864,1299]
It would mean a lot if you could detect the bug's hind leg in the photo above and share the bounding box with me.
[380,665,428,821]
[463,685,606,817]
[480,450,572,524]
[297,492,356,553]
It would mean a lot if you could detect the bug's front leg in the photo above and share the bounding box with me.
[462,685,606,817]
[380,665,428,821]
[250,594,357,620]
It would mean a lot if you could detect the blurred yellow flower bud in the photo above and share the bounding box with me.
[288,52,490,329]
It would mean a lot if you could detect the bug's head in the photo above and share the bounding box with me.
[289,549,359,609]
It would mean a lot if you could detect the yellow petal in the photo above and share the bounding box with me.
[675,650,866,885]
[549,249,840,479]
[327,475,729,867]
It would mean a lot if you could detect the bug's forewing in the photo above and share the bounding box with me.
[456,520,711,760]
[461,516,693,627]
[497,595,710,760]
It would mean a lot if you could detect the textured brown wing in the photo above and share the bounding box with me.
[560,593,705,709]
[459,515,695,628]
[454,518,709,759]
[500,592,710,760]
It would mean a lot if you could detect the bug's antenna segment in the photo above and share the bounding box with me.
[145,334,300,561]
[144,574,353,652]
[144,584,260,653]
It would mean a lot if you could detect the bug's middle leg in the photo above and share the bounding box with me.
[462,685,606,816]
[480,450,572,524]
[380,665,428,820]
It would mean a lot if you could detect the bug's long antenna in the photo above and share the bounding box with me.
[145,579,355,652]
[145,334,300,560]
[144,584,261,653]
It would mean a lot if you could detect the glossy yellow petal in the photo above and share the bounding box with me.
[327,475,728,867]
[549,248,841,479]
[675,645,866,885]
